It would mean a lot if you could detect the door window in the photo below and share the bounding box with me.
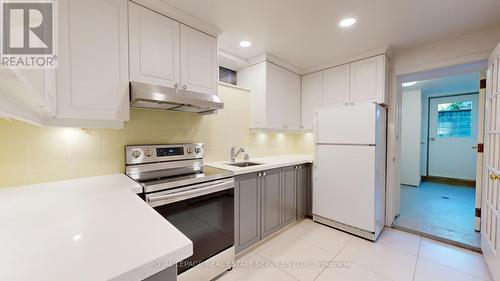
[437,101,473,138]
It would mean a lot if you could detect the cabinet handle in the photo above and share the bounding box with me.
[263,172,266,176]
[258,173,261,177]
[491,174,499,181]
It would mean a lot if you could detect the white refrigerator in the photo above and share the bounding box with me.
[313,103,386,241]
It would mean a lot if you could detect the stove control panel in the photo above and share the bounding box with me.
[125,143,204,165]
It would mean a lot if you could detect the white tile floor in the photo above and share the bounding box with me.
[218,219,492,281]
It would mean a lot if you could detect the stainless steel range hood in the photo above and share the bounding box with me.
[130,82,224,114]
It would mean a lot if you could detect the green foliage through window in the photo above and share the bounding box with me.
[437,101,472,138]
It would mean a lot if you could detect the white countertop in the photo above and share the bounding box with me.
[0,174,192,281]
[207,154,313,175]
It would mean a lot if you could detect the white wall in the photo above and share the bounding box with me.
[391,26,500,75]
[400,90,422,186]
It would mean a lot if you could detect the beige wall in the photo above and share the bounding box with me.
[0,85,314,188]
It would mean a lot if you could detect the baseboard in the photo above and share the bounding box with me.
[422,176,475,187]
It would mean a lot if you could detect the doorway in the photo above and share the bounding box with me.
[393,72,484,251]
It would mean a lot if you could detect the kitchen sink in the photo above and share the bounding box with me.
[227,162,263,167]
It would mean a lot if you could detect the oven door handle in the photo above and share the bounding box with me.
[146,178,234,207]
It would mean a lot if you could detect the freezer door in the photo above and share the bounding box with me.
[313,144,376,232]
[316,103,378,144]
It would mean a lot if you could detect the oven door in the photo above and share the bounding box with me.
[145,178,234,275]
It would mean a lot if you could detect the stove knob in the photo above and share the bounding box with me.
[145,149,153,157]
[194,147,201,154]
[132,150,142,159]
[186,147,192,154]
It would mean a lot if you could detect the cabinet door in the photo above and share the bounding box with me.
[238,63,266,128]
[323,64,350,108]
[282,166,297,226]
[305,164,313,216]
[284,70,301,130]
[296,165,308,218]
[349,55,386,105]
[129,2,180,88]
[266,63,300,130]
[57,0,129,121]
[235,173,261,254]
[261,169,282,238]
[180,24,218,95]
[301,72,323,130]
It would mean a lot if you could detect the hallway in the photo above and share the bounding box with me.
[393,181,480,250]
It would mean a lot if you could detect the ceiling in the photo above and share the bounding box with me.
[402,72,480,96]
[163,0,500,70]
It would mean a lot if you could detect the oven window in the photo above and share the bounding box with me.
[153,188,234,274]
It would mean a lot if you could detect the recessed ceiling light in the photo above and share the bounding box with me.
[239,40,252,48]
[339,18,356,28]
[402,81,417,87]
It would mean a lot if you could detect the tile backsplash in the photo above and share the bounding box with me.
[0,85,313,188]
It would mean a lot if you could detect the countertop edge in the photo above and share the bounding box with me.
[206,155,313,175]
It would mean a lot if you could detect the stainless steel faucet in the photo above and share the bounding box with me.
[231,146,249,162]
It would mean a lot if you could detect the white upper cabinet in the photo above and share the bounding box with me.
[129,2,180,88]
[180,25,218,95]
[56,0,129,124]
[301,72,323,130]
[299,54,387,130]
[0,0,129,128]
[323,64,350,108]
[238,61,301,130]
[129,3,218,96]
[349,55,387,105]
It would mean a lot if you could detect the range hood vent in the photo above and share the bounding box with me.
[130,82,224,114]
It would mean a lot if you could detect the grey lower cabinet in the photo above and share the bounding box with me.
[282,166,297,226]
[235,164,312,254]
[261,168,283,238]
[297,164,308,218]
[235,172,261,252]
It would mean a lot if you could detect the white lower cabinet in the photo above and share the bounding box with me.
[238,61,301,130]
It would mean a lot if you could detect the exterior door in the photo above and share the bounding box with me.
[428,94,479,180]
[482,43,500,280]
